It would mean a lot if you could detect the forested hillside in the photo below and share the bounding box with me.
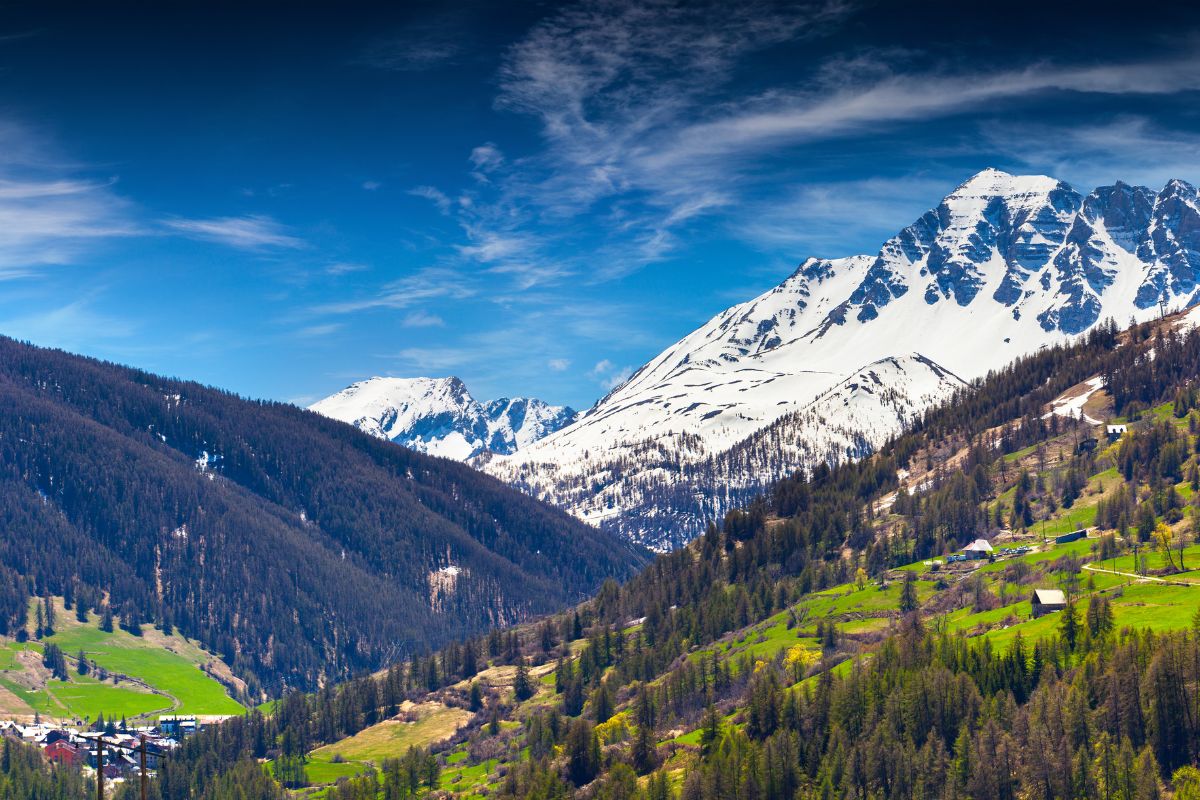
[0,337,645,696]
[144,311,1200,799]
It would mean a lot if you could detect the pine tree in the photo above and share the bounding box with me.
[900,571,919,613]
[645,770,673,800]
[488,705,501,736]
[1136,746,1162,800]
[632,719,658,775]
[1060,597,1080,650]
[562,673,584,716]
[468,681,483,712]
[554,655,567,693]
[41,597,54,636]
[462,641,478,678]
[565,718,600,786]
[1086,594,1114,639]
[699,701,722,757]
[513,658,534,701]
[591,682,614,723]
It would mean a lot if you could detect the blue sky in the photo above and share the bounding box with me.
[2,1,1200,409]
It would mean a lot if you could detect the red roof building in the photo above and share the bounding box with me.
[45,740,84,768]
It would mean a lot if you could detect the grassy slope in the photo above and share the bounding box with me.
[277,386,1200,797]
[311,704,473,764]
[645,396,1200,765]
[0,597,243,721]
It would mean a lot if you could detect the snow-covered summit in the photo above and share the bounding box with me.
[481,170,1200,548]
[310,376,575,460]
[956,166,1057,190]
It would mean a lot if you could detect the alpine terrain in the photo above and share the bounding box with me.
[155,307,1200,800]
[480,170,1200,548]
[0,337,643,696]
[311,377,577,460]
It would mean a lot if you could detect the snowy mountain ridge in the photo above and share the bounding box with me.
[309,376,577,460]
[480,169,1200,548]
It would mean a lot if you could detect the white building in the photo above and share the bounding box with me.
[963,538,994,559]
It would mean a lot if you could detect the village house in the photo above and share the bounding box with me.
[1032,588,1067,618]
[45,740,85,768]
[157,715,197,737]
[1106,423,1128,441]
[963,538,994,560]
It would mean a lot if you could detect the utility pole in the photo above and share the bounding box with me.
[93,735,152,800]
[140,735,148,800]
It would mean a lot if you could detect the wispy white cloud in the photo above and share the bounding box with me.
[469,143,504,174]
[318,266,474,313]
[326,261,369,276]
[455,231,531,262]
[391,346,475,371]
[0,299,137,349]
[981,117,1200,191]
[735,174,950,255]
[402,310,445,327]
[484,0,855,270]
[0,177,139,277]
[409,185,453,215]
[589,357,632,389]
[355,20,463,72]
[362,180,382,191]
[479,2,1200,278]
[295,322,343,338]
[644,55,1200,174]
[0,121,140,277]
[385,3,855,292]
[163,214,304,250]
[486,261,572,290]
[548,357,571,371]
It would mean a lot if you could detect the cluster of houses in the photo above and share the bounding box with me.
[945,528,1087,566]
[0,714,231,782]
[927,535,1075,620]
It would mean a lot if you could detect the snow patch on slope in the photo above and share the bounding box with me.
[1044,376,1105,426]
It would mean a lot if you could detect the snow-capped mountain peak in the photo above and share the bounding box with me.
[310,376,576,460]
[480,171,1200,549]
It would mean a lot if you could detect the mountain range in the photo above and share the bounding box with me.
[316,169,1200,549]
[310,377,577,460]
